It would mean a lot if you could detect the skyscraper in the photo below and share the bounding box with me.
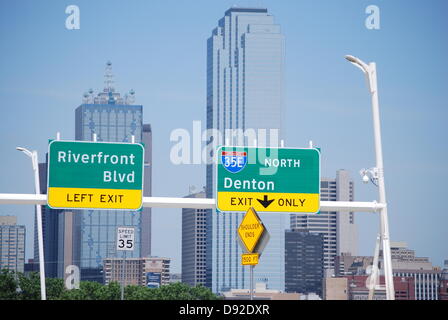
[182,190,207,287]
[290,169,357,274]
[73,62,151,282]
[205,7,285,293]
[0,216,25,273]
[285,229,324,296]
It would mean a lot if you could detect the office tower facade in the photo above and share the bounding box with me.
[205,7,285,293]
[74,62,149,282]
[182,190,207,287]
[0,216,25,273]
[103,257,170,287]
[290,169,357,274]
[285,229,324,296]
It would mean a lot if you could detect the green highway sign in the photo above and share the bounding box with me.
[47,140,144,210]
[216,146,320,213]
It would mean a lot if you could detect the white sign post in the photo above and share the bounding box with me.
[116,227,135,300]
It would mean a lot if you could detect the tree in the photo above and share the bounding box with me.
[0,269,221,300]
[98,281,121,300]
[18,272,41,300]
[58,281,121,300]
[124,284,157,300]
[191,284,221,300]
[46,277,65,300]
[146,282,221,300]
[0,269,19,300]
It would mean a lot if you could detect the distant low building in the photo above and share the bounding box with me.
[324,275,415,300]
[439,260,448,300]
[323,277,348,300]
[221,283,300,300]
[386,242,439,300]
[103,257,170,288]
[332,242,441,300]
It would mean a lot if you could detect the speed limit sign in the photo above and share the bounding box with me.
[116,227,135,251]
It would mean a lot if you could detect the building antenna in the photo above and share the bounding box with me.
[104,61,114,92]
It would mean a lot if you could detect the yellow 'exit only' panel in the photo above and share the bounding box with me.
[48,187,142,210]
[217,191,319,213]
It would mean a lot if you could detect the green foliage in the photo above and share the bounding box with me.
[18,272,41,300]
[99,281,121,300]
[124,284,157,300]
[0,269,220,300]
[143,282,221,300]
[46,277,65,300]
[0,269,19,300]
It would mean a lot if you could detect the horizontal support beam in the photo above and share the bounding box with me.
[0,193,47,205]
[0,193,385,212]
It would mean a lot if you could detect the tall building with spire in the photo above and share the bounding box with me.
[71,62,152,282]
[205,8,286,293]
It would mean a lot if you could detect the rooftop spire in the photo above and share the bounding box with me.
[104,61,115,92]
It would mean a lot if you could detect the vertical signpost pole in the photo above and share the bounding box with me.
[250,265,254,301]
[121,251,126,300]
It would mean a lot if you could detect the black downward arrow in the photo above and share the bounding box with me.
[257,195,274,208]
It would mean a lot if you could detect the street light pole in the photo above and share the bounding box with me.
[17,147,46,300]
[345,55,395,300]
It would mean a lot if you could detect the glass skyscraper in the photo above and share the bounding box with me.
[73,62,150,281]
[205,8,286,293]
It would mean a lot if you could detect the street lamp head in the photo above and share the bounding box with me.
[344,54,370,74]
[16,146,34,158]
[345,55,358,63]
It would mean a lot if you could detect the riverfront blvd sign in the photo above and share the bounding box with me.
[47,140,144,210]
[216,146,320,213]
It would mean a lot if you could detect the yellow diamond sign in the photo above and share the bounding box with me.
[238,207,265,253]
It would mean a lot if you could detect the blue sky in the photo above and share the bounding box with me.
[0,0,447,273]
